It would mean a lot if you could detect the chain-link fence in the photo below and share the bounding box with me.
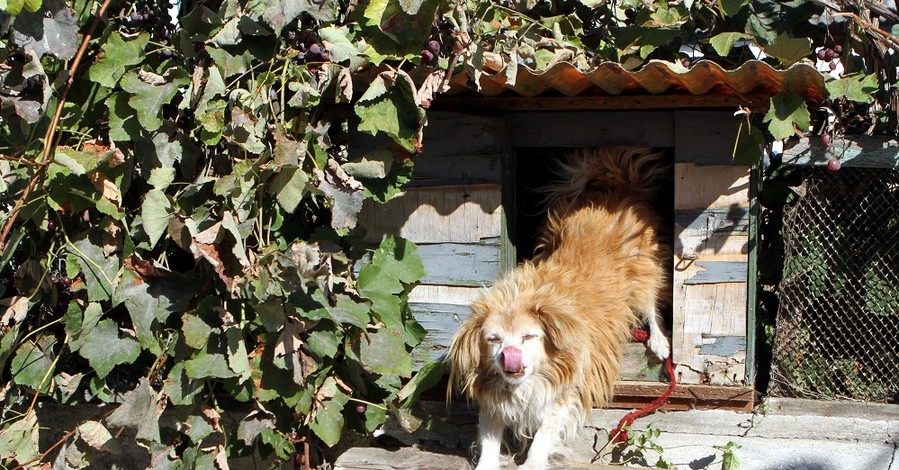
[770,167,899,403]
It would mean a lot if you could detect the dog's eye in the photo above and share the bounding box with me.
[486,335,502,344]
[522,333,540,341]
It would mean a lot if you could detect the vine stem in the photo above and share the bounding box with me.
[0,0,113,251]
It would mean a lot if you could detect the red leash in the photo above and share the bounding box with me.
[609,330,678,444]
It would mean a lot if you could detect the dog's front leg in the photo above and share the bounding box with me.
[474,410,504,470]
[518,405,567,470]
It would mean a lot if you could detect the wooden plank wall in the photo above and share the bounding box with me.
[672,164,750,386]
[354,113,505,367]
[354,110,754,385]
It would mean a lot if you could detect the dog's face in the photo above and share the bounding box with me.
[479,310,547,385]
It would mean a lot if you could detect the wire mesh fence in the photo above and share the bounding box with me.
[770,167,899,403]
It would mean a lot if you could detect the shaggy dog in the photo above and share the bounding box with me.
[446,146,671,470]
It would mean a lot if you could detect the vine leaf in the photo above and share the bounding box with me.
[270,165,307,213]
[11,337,54,392]
[75,319,141,379]
[763,33,811,66]
[106,378,165,444]
[88,32,150,88]
[314,159,365,230]
[356,236,423,327]
[0,50,50,123]
[68,231,121,302]
[709,32,752,57]
[826,73,878,103]
[308,377,350,446]
[250,0,338,33]
[763,92,810,141]
[0,412,39,464]
[120,68,190,132]
[11,1,78,60]
[142,190,174,249]
[354,70,423,153]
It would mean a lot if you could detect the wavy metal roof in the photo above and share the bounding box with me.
[444,59,827,103]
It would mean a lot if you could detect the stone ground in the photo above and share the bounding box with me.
[335,398,899,470]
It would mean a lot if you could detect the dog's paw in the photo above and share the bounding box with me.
[647,333,670,361]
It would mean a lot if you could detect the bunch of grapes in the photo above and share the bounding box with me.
[284,29,330,64]
[421,39,440,65]
[816,44,843,71]
[125,1,178,58]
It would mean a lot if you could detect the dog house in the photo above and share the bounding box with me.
[353,60,826,410]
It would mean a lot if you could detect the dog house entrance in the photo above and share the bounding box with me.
[510,147,675,382]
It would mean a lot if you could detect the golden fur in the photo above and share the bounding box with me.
[446,146,671,470]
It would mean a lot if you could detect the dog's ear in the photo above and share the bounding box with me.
[445,311,485,401]
[534,302,582,353]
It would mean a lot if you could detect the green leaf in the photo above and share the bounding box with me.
[207,48,254,79]
[182,314,213,349]
[357,236,424,325]
[106,378,164,444]
[88,32,150,88]
[114,268,196,355]
[319,26,366,68]
[237,409,275,445]
[358,326,412,376]
[709,32,751,57]
[397,361,446,405]
[763,92,810,141]
[250,0,338,33]
[354,71,422,153]
[269,165,307,213]
[141,190,174,249]
[77,319,141,379]
[11,337,54,392]
[308,377,350,446]
[826,74,879,103]
[107,92,143,142]
[0,412,39,464]
[11,2,78,59]
[763,33,811,66]
[226,327,251,379]
[719,0,748,17]
[362,0,440,54]
[185,351,239,379]
[120,69,190,132]
[307,329,339,358]
[68,231,121,302]
[733,122,765,166]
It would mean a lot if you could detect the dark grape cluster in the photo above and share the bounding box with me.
[49,271,74,314]
[816,44,843,71]
[125,1,178,58]
[421,39,440,65]
[284,29,330,63]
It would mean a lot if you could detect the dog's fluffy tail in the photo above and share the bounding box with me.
[541,146,668,207]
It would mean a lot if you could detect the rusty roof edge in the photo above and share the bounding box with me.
[446,59,827,103]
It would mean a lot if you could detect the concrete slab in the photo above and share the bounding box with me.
[362,398,899,470]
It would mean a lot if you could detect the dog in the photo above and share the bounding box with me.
[446,146,671,470]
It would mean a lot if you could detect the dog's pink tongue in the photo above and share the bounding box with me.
[502,346,523,373]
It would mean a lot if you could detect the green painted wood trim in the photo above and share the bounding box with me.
[782,136,899,168]
[746,166,760,385]
[500,117,517,274]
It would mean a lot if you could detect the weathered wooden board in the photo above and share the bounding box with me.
[355,242,501,287]
[674,164,751,211]
[416,242,501,286]
[508,111,675,148]
[357,185,502,244]
[674,110,742,165]
[409,301,472,366]
[349,112,504,187]
[673,164,750,386]
[782,135,899,168]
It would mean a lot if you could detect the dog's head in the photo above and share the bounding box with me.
[447,264,582,398]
